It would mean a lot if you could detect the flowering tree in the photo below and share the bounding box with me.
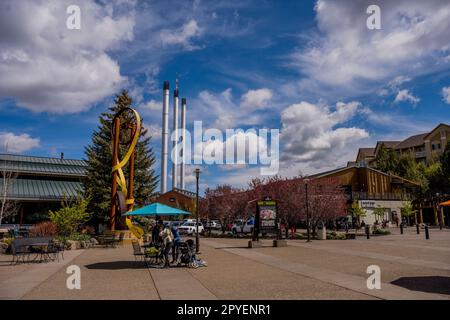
[200,185,248,233]
[200,176,347,238]
[306,178,348,236]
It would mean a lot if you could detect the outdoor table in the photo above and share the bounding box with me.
[28,242,52,263]
[96,235,116,247]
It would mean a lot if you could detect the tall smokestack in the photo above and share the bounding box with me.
[180,97,186,190]
[171,79,179,190]
[161,81,170,193]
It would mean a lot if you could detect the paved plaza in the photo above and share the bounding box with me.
[1,227,450,300]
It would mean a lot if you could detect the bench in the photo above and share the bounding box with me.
[11,237,53,264]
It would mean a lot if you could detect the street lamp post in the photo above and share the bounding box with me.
[304,178,311,242]
[436,193,442,229]
[195,168,201,253]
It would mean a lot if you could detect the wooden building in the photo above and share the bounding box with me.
[0,153,86,224]
[310,165,421,225]
[153,187,196,215]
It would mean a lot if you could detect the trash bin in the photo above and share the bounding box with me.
[317,226,326,240]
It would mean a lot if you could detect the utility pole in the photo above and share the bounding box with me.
[304,178,311,242]
[195,168,201,253]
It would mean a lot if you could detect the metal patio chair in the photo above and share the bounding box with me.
[131,239,146,265]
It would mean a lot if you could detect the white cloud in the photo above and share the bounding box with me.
[280,101,368,163]
[291,0,450,97]
[388,76,412,88]
[442,86,450,104]
[394,89,420,105]
[142,99,161,111]
[183,165,207,186]
[191,88,265,130]
[0,132,40,153]
[0,0,135,113]
[144,124,162,140]
[240,88,273,110]
[160,19,202,50]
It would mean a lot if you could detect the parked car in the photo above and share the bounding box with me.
[206,220,222,229]
[171,221,183,228]
[231,218,254,234]
[178,222,204,235]
[163,221,183,228]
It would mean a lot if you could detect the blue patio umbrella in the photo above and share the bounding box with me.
[123,202,191,217]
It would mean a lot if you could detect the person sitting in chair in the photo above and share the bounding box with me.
[159,224,174,268]
[152,220,163,245]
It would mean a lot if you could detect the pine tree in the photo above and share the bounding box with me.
[375,143,399,173]
[84,90,158,228]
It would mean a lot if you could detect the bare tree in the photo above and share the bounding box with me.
[0,145,19,225]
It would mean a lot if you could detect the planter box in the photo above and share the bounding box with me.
[248,240,262,248]
[273,239,287,247]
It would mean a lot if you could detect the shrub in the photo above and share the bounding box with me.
[80,225,96,235]
[2,237,13,246]
[55,233,91,249]
[327,231,347,240]
[29,221,57,237]
[372,229,391,235]
[49,196,91,237]
[55,233,91,243]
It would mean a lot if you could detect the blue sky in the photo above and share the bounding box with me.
[1,0,450,192]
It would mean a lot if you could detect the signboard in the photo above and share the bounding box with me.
[360,200,376,208]
[257,200,277,232]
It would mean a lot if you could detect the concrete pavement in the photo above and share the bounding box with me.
[0,250,84,299]
[0,228,449,300]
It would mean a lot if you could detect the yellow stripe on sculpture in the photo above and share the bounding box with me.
[112,108,145,239]
[126,217,145,239]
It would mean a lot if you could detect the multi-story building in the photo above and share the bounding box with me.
[351,123,450,226]
[355,123,450,166]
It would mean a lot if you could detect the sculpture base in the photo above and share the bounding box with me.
[273,239,287,247]
[248,240,262,248]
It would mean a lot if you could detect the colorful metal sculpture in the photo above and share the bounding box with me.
[109,107,144,238]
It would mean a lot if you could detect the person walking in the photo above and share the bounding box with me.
[159,224,174,268]
[394,213,399,228]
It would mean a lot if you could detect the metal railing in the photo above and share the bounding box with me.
[351,192,413,201]
[415,151,426,158]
